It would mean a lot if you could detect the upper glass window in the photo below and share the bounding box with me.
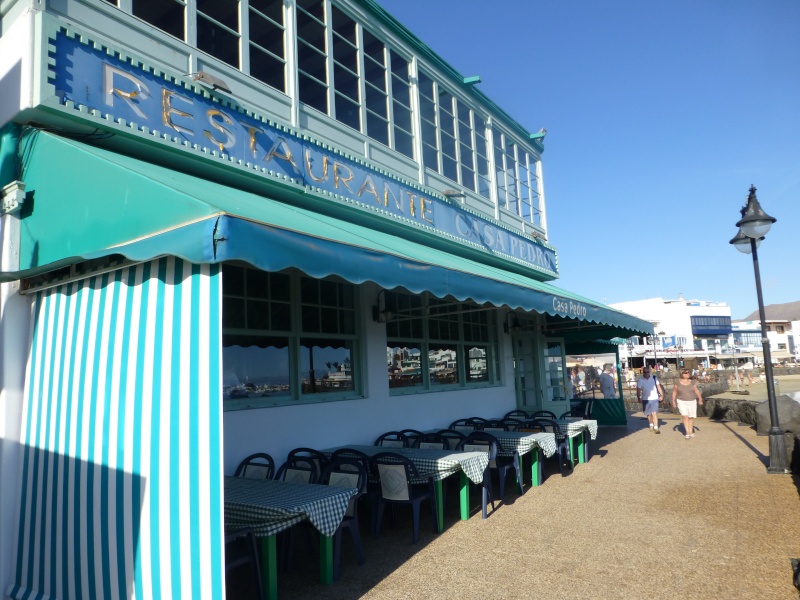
[132,0,186,40]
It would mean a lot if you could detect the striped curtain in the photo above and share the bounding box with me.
[9,258,224,600]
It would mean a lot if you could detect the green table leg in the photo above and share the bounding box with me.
[531,450,541,486]
[577,434,586,465]
[260,535,278,600]
[319,533,334,584]
[459,472,469,520]
[568,436,577,467]
[434,479,444,532]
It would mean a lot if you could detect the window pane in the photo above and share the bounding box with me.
[423,145,438,171]
[132,0,185,40]
[365,85,387,115]
[223,335,291,400]
[297,42,327,81]
[391,74,410,106]
[332,37,358,72]
[197,0,238,30]
[363,30,384,63]
[296,9,325,52]
[223,264,245,296]
[250,11,284,57]
[466,346,489,383]
[388,344,423,389]
[331,6,356,44]
[296,0,324,22]
[442,156,457,182]
[363,57,386,91]
[393,102,411,132]
[418,71,434,99]
[250,46,285,92]
[335,93,361,130]
[334,64,359,101]
[394,128,414,159]
[367,112,389,145]
[429,345,459,386]
[300,340,355,394]
[299,73,328,112]
[390,50,408,77]
[250,0,282,22]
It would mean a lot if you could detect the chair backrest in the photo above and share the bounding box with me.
[371,452,422,501]
[374,431,409,448]
[448,418,475,433]
[330,447,373,478]
[457,431,499,468]
[481,419,506,432]
[413,432,446,450]
[399,429,424,446]
[274,457,318,484]
[500,418,523,430]
[287,447,328,477]
[559,410,582,421]
[532,410,558,420]
[504,409,529,420]
[234,452,275,480]
[320,458,367,518]
[514,419,543,433]
[524,418,562,437]
[583,399,594,418]
[437,429,466,450]
[467,417,489,428]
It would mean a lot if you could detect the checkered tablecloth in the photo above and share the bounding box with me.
[557,419,598,440]
[491,431,558,458]
[321,445,489,484]
[224,476,356,538]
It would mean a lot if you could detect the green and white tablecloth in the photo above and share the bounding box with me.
[491,431,557,458]
[224,477,356,538]
[557,419,598,440]
[322,445,489,484]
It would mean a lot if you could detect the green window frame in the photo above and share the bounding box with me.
[222,264,361,409]
[385,291,499,393]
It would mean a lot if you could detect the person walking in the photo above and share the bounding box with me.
[599,364,616,398]
[637,367,663,433]
[671,368,704,439]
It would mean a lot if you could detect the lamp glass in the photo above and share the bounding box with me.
[740,219,771,239]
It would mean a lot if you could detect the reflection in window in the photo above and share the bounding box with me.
[223,337,291,399]
[300,340,355,394]
[387,344,423,388]
[384,290,496,392]
[222,265,359,407]
[250,0,286,92]
[297,0,328,113]
[429,344,459,387]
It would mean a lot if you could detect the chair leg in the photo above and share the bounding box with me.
[348,518,365,565]
[412,500,421,544]
[374,500,385,539]
[333,528,343,581]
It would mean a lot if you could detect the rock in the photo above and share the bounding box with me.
[755,394,800,435]
[700,398,759,425]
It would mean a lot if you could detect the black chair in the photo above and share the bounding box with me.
[319,458,368,580]
[413,432,447,450]
[374,431,409,448]
[559,409,583,420]
[225,527,263,600]
[504,409,529,420]
[480,419,507,432]
[456,432,498,518]
[371,452,438,544]
[467,417,490,429]
[449,418,476,433]
[287,447,329,478]
[234,452,275,480]
[437,429,466,450]
[524,418,572,474]
[532,410,558,420]
[274,456,319,484]
[331,447,379,536]
[399,429,425,447]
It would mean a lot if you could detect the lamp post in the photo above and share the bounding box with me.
[627,339,635,369]
[729,185,789,473]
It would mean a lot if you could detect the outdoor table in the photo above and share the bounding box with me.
[321,445,489,526]
[224,476,357,599]
[489,430,557,487]
[555,419,598,465]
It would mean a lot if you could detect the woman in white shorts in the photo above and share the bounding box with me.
[671,369,704,439]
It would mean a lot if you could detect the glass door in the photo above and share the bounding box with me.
[542,339,569,416]
[512,334,539,413]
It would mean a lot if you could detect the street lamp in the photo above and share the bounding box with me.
[729,185,789,473]
[626,338,635,369]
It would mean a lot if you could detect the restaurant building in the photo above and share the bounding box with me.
[0,0,652,597]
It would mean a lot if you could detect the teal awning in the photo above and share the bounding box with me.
[5,131,653,338]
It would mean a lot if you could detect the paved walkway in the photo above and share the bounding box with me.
[276,408,800,599]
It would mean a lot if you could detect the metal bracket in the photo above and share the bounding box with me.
[1,181,26,215]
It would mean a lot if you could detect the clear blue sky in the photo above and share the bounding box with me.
[376,0,800,320]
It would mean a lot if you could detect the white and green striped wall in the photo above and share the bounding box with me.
[8,257,225,600]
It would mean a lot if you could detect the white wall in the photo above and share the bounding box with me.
[222,283,518,472]
[0,7,33,130]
